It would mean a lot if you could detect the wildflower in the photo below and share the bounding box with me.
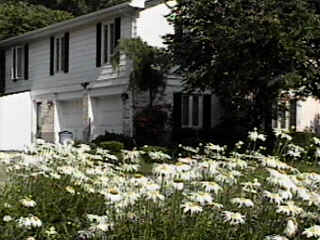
[277,201,304,216]
[3,215,13,222]
[313,137,320,146]
[25,237,36,240]
[248,128,266,142]
[230,197,254,208]
[45,226,58,236]
[123,191,140,206]
[264,235,288,240]
[302,225,320,238]
[17,215,42,229]
[145,190,165,202]
[65,186,76,195]
[241,178,261,194]
[222,211,245,225]
[153,164,176,177]
[20,198,37,208]
[274,129,292,141]
[315,148,320,158]
[181,202,203,215]
[101,188,123,202]
[284,219,298,238]
[190,192,213,205]
[263,191,284,205]
[200,181,222,194]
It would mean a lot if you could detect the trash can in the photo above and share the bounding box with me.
[59,131,73,145]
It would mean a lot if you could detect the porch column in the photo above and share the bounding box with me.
[82,90,91,142]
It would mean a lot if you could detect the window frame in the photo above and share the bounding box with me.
[54,35,66,73]
[102,20,117,65]
[181,95,203,129]
[11,46,24,80]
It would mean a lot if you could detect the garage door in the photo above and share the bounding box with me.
[57,99,83,140]
[0,92,32,150]
[92,95,123,137]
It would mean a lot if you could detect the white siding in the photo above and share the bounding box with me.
[4,14,134,96]
[0,92,32,150]
[296,97,320,134]
[136,2,174,47]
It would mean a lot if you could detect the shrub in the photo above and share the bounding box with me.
[99,141,124,153]
[134,106,168,146]
[92,131,135,149]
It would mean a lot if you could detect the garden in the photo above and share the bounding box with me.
[0,129,320,240]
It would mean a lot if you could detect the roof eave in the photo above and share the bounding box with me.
[0,2,142,48]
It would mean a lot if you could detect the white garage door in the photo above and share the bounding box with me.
[92,95,123,137]
[57,99,83,140]
[0,92,32,150]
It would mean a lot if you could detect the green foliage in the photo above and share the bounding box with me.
[0,2,73,40]
[92,130,136,149]
[3,0,129,16]
[99,141,124,153]
[115,38,171,107]
[166,0,320,129]
[134,106,168,146]
[1,132,320,239]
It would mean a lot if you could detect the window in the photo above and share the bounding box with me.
[181,95,203,128]
[103,22,116,64]
[50,33,69,76]
[11,46,24,80]
[273,100,297,130]
[96,17,121,67]
[55,36,66,73]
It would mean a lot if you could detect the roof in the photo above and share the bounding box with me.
[0,2,143,48]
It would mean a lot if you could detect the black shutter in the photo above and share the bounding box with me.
[203,95,212,129]
[24,44,29,80]
[0,50,5,94]
[64,32,70,73]
[173,93,182,129]
[50,36,55,75]
[115,17,121,46]
[96,23,102,67]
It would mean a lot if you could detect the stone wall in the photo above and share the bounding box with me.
[38,100,55,143]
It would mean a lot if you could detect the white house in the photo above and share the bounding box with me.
[0,0,319,150]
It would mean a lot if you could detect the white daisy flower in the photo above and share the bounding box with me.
[284,219,298,238]
[222,211,245,225]
[3,215,13,222]
[181,202,203,215]
[277,201,304,216]
[20,198,37,208]
[190,192,213,205]
[201,181,222,194]
[230,197,254,208]
[302,225,320,238]
[145,190,165,202]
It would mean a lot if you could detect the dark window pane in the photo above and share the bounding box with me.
[61,37,65,71]
[110,23,115,55]
[182,96,189,126]
[104,25,109,63]
[17,47,23,78]
[192,96,199,126]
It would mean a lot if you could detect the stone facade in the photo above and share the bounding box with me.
[38,100,55,143]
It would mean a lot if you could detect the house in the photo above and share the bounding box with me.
[0,0,319,151]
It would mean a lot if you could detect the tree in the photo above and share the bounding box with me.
[0,1,73,40]
[165,0,320,131]
[5,0,129,16]
[115,38,171,107]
